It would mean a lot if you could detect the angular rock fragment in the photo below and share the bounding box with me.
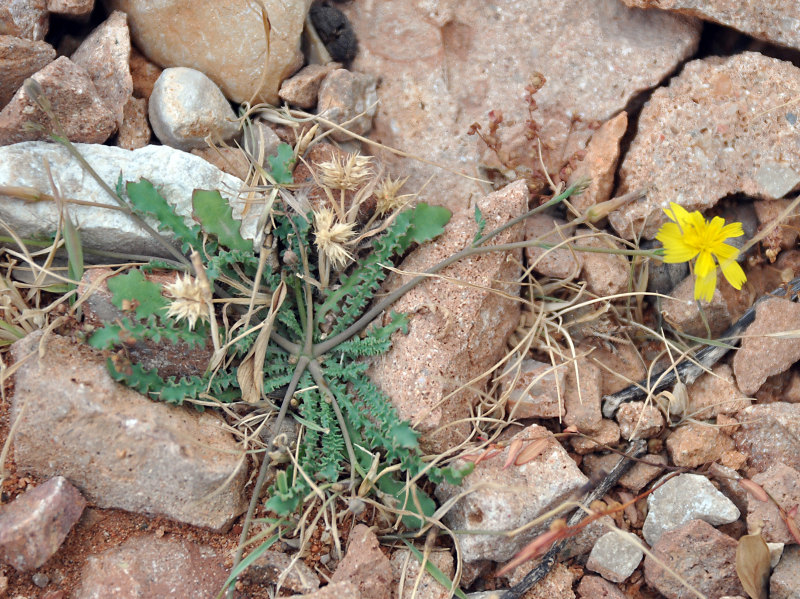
[666,422,735,468]
[47,0,95,17]
[771,545,800,599]
[747,462,800,544]
[586,531,643,583]
[734,402,800,475]
[329,525,393,599]
[499,358,567,419]
[317,68,378,142]
[0,0,48,40]
[279,62,340,109]
[390,549,454,599]
[0,35,55,107]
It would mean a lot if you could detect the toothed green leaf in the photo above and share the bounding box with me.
[192,189,251,252]
[107,269,167,319]
[125,179,201,251]
[267,142,295,185]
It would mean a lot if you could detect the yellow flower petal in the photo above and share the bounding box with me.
[720,221,744,239]
[664,202,691,226]
[720,257,746,290]
[695,250,715,278]
[656,222,699,262]
[712,242,739,262]
[694,268,717,302]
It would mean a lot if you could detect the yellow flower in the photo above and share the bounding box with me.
[655,202,747,302]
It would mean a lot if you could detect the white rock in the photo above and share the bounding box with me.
[642,473,740,546]
[0,141,255,257]
[149,67,239,151]
[586,531,644,583]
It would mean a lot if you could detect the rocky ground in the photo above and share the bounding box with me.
[2,1,800,598]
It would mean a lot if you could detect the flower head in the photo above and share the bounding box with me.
[375,175,411,216]
[656,202,746,302]
[317,152,373,191]
[163,273,209,330]
[313,208,357,269]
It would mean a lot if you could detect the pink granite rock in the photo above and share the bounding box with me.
[500,358,567,419]
[771,545,800,599]
[589,342,648,397]
[666,422,735,468]
[611,52,800,239]
[129,46,160,100]
[733,297,800,395]
[0,56,116,145]
[76,536,228,599]
[568,112,628,213]
[279,62,340,109]
[525,214,583,280]
[0,477,86,571]
[340,0,699,214]
[564,356,604,433]
[754,199,800,261]
[616,401,665,440]
[644,519,745,599]
[686,363,751,419]
[577,230,631,297]
[570,419,620,454]
[621,1,800,52]
[368,180,526,453]
[0,35,55,107]
[47,0,94,16]
[116,96,150,150]
[70,10,132,129]
[747,462,800,544]
[329,525,393,599]
[734,403,800,475]
[504,561,575,599]
[0,0,48,40]
[577,575,627,599]
[660,274,732,337]
[434,424,588,563]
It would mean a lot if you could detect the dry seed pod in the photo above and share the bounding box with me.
[514,438,549,466]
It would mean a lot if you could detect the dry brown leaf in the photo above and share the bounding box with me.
[514,438,549,466]
[735,533,770,599]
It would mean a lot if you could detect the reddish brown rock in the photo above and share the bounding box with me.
[70,10,133,129]
[616,401,664,439]
[589,342,648,396]
[340,0,699,214]
[242,549,320,594]
[317,68,377,142]
[504,561,575,599]
[686,363,751,419]
[666,422,735,468]
[584,451,667,494]
[368,180,526,453]
[622,0,800,52]
[47,0,94,16]
[525,214,583,280]
[734,402,800,475]
[660,274,731,337]
[0,56,116,145]
[644,519,745,599]
[570,418,620,454]
[577,230,631,297]
[279,62,340,109]
[611,53,800,239]
[568,111,628,213]
[75,536,228,599]
[0,476,86,571]
[116,96,150,150]
[499,358,567,419]
[564,357,603,433]
[772,545,800,599]
[747,462,800,544]
[0,35,55,107]
[733,297,800,395]
[0,0,48,40]
[577,575,627,599]
[129,46,161,100]
[329,525,392,599]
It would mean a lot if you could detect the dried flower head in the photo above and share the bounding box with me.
[163,273,209,330]
[375,175,410,216]
[313,208,357,269]
[656,202,746,302]
[318,152,373,191]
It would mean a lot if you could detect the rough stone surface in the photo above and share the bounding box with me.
[500,358,567,419]
[0,0,48,40]
[242,550,320,594]
[0,477,86,571]
[644,519,745,599]
[586,531,643,583]
[390,549,454,599]
[70,10,133,129]
[11,331,248,532]
[642,473,740,546]
[577,575,627,599]
[524,214,583,280]
[589,342,648,396]
[340,0,699,214]
[75,536,228,599]
[771,545,800,599]
[734,402,800,475]
[129,46,161,100]
[577,230,630,297]
[434,424,588,563]
[622,1,800,52]
[116,96,150,150]
[289,581,361,599]
[686,363,751,419]
[616,401,664,440]
[368,180,526,453]
[103,0,312,104]
[47,0,95,16]
[564,356,603,433]
[279,62,340,109]
[660,274,731,337]
[191,145,251,181]
[317,69,378,142]
[0,141,251,258]
[570,419,620,454]
[747,462,800,544]
[755,199,800,260]
[611,52,800,239]
[568,112,628,213]
[733,297,800,395]
[329,525,393,599]
[666,422,735,468]
[0,57,116,145]
[149,67,239,150]
[0,35,55,108]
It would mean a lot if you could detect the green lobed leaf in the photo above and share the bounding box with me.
[107,269,168,319]
[192,189,251,252]
[473,203,487,244]
[267,143,296,185]
[402,202,451,248]
[126,179,200,251]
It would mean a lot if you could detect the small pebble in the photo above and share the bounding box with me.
[32,572,49,588]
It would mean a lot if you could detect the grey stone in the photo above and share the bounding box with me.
[149,67,239,150]
[0,141,253,258]
[642,473,740,546]
[586,531,643,583]
[11,331,248,532]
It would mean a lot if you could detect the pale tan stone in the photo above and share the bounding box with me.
[500,358,567,419]
[524,213,582,279]
[0,35,55,108]
[660,274,731,337]
[666,422,735,468]
[47,0,94,16]
[577,229,630,297]
[279,62,340,109]
[686,363,751,419]
[116,96,150,150]
[564,357,603,433]
[570,418,620,454]
[617,401,664,440]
